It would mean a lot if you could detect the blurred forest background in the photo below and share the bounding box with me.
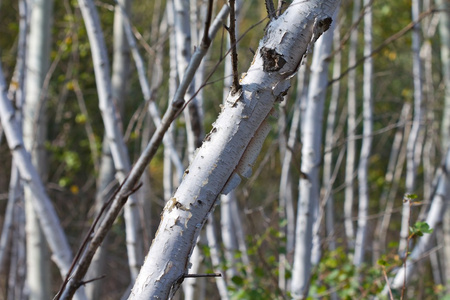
[0,0,449,299]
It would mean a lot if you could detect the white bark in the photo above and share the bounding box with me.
[390,148,450,290]
[77,0,144,280]
[280,67,306,279]
[0,62,87,298]
[344,0,361,249]
[0,163,20,274]
[291,6,338,297]
[206,214,229,299]
[353,0,372,267]
[129,1,340,298]
[220,192,238,280]
[8,200,26,300]
[23,0,53,297]
[399,0,424,254]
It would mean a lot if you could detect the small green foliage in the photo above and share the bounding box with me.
[410,221,433,238]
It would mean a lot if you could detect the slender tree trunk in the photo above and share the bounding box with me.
[129,2,340,298]
[399,0,424,254]
[7,200,26,300]
[390,148,450,290]
[23,0,54,298]
[206,215,229,299]
[322,20,341,252]
[291,6,338,297]
[353,0,372,267]
[344,0,361,250]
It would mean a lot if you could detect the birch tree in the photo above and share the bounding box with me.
[23,0,54,297]
[353,0,372,267]
[399,0,425,254]
[129,1,340,298]
[344,0,361,249]
[291,6,338,297]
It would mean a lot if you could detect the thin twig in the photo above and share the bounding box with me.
[202,0,214,45]
[79,275,106,286]
[382,268,395,300]
[184,273,222,278]
[265,0,276,20]
[229,0,241,94]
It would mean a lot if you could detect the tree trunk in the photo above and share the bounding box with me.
[322,20,341,252]
[399,0,424,255]
[344,0,361,249]
[353,0,372,267]
[23,0,54,297]
[129,1,340,298]
[291,6,338,297]
[390,148,450,290]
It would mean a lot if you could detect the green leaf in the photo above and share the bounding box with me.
[231,275,244,286]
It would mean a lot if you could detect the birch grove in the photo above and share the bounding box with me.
[1,0,450,298]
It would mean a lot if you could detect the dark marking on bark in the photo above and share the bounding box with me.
[203,127,217,142]
[260,47,286,72]
[318,17,333,33]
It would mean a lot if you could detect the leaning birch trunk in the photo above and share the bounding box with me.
[353,0,372,267]
[399,0,424,254]
[0,0,27,275]
[388,148,450,291]
[77,0,144,280]
[291,7,337,298]
[129,1,340,298]
[0,63,87,299]
[344,0,361,249]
